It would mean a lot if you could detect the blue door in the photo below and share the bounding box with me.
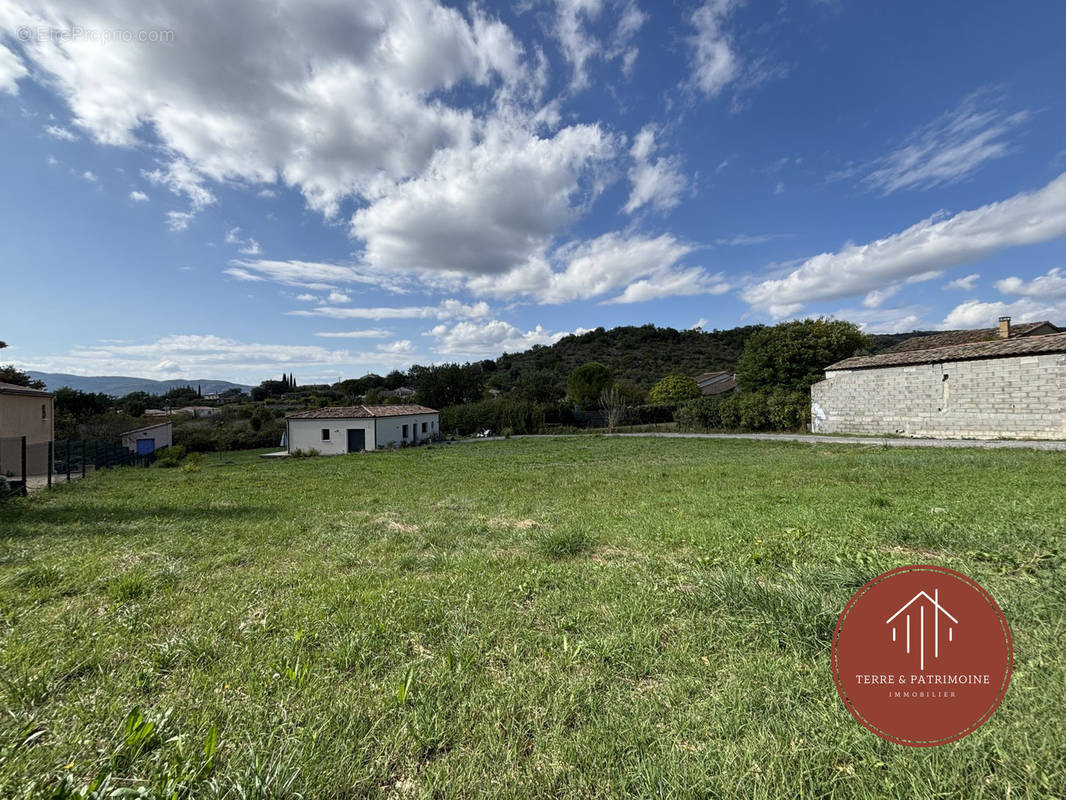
[136,438,155,455]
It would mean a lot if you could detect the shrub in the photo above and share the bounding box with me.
[677,390,808,432]
[154,445,187,468]
[440,399,549,436]
[649,374,701,405]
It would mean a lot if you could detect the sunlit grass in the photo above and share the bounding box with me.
[1,437,1064,798]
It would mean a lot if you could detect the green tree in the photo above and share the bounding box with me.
[0,364,45,389]
[736,318,869,393]
[648,374,701,404]
[567,362,613,407]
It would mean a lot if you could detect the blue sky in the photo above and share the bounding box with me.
[2,0,1066,384]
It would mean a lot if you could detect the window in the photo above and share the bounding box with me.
[41,404,48,420]
[421,422,427,433]
[321,428,330,441]
[402,424,409,438]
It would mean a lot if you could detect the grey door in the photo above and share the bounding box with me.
[346,429,365,453]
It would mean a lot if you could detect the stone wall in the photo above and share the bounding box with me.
[810,353,1066,439]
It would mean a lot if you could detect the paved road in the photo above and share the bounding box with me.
[459,432,1066,451]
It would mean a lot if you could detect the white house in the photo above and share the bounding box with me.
[286,405,440,454]
[121,422,173,455]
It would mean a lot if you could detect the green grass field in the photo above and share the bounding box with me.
[1,437,1064,798]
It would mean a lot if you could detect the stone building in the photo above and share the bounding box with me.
[811,318,1066,440]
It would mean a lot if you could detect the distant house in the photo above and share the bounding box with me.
[176,406,220,418]
[811,317,1066,439]
[379,386,416,400]
[121,422,173,455]
[286,405,439,454]
[0,381,54,475]
[143,408,169,417]
[694,371,736,396]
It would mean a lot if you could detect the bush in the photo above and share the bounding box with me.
[677,390,809,432]
[623,404,676,426]
[440,398,550,436]
[154,445,187,468]
[649,374,701,404]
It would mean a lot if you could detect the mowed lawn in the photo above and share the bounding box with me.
[1,438,1064,799]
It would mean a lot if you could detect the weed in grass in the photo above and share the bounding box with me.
[536,529,595,558]
[107,569,152,603]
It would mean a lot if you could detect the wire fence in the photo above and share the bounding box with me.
[0,436,155,497]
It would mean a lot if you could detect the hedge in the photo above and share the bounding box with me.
[677,389,809,432]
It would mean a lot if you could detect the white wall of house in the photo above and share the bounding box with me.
[287,412,440,454]
[811,352,1066,439]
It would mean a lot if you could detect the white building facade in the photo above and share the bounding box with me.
[286,405,440,454]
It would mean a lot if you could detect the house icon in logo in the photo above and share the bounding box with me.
[885,589,958,670]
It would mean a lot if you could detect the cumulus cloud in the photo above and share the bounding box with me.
[835,91,1030,195]
[467,231,722,304]
[743,172,1066,316]
[688,0,741,97]
[377,339,414,354]
[165,211,195,232]
[826,306,929,334]
[623,124,688,214]
[995,267,1066,299]
[0,43,27,94]
[940,298,1066,329]
[128,190,150,202]
[350,121,617,277]
[3,0,527,220]
[428,319,568,357]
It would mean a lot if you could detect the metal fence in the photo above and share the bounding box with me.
[0,436,154,497]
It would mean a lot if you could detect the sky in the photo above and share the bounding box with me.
[2,0,1066,385]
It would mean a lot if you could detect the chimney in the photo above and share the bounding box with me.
[998,316,1011,339]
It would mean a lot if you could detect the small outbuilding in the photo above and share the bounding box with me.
[811,318,1066,440]
[121,422,173,455]
[286,405,440,454]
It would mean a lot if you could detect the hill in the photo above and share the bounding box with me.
[488,324,920,391]
[27,372,252,397]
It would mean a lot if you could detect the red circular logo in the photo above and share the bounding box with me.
[831,565,1012,746]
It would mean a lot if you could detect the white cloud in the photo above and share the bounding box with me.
[688,0,741,97]
[743,172,1066,315]
[827,305,929,334]
[166,211,195,232]
[691,318,708,330]
[128,190,149,202]
[225,259,409,293]
[773,181,784,195]
[289,299,492,321]
[80,170,98,182]
[326,291,351,304]
[839,91,1030,195]
[0,43,28,94]
[940,298,1066,329]
[467,231,721,304]
[46,154,58,166]
[3,0,527,221]
[943,273,979,291]
[350,121,617,278]
[995,267,1066,299]
[377,339,414,354]
[623,124,688,214]
[239,238,261,256]
[715,233,776,246]
[428,319,567,357]
[295,294,317,302]
[313,329,392,339]
[44,124,77,141]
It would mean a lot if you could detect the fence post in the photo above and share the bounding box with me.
[66,439,71,483]
[47,440,52,489]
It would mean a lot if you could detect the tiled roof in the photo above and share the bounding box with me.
[827,331,1066,371]
[886,321,1059,352]
[695,372,736,395]
[0,381,53,397]
[122,422,172,435]
[287,404,438,419]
